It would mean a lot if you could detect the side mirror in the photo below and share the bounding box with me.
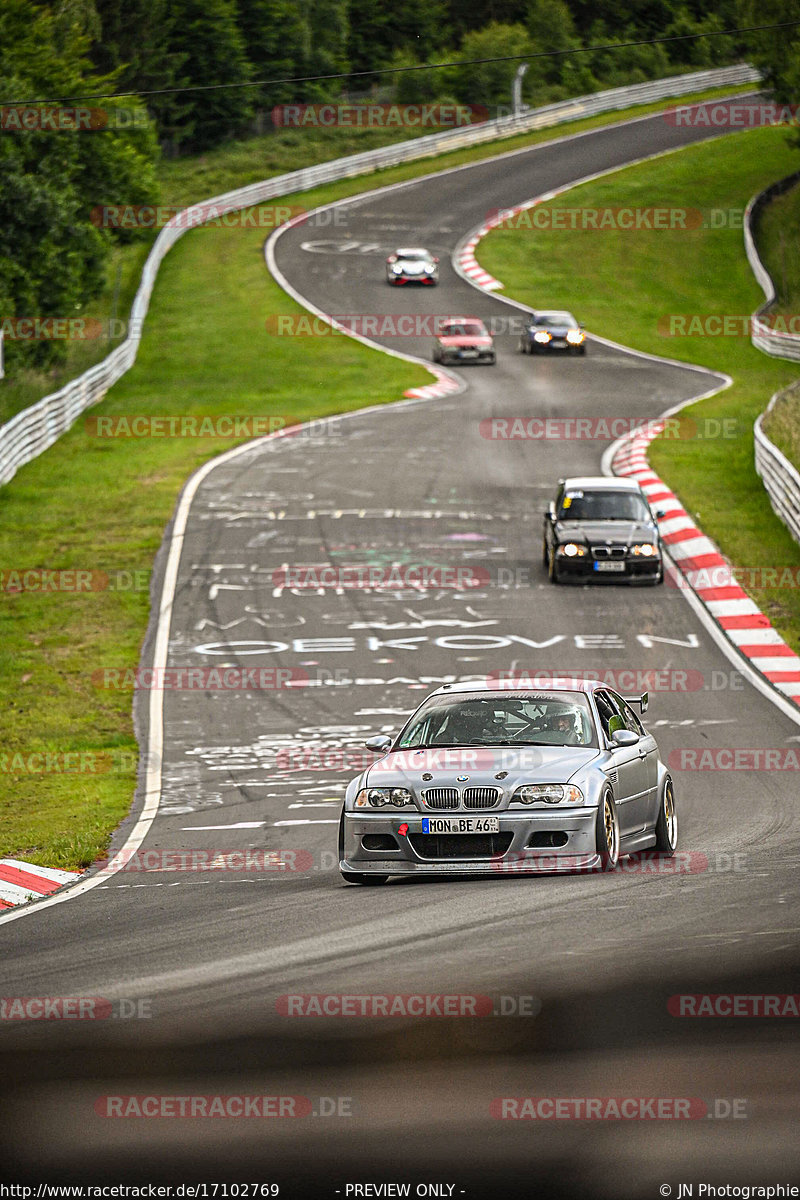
[547,501,556,520]
[365,734,392,753]
[655,509,667,520]
[433,256,439,263]
[611,729,639,747]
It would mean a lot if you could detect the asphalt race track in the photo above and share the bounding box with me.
[2,98,799,1197]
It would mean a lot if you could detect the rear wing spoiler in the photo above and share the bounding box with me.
[624,692,649,714]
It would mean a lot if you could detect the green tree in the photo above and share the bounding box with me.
[447,22,538,109]
[298,0,348,101]
[236,0,309,108]
[0,0,158,372]
[737,0,800,126]
[167,0,254,150]
[91,0,190,145]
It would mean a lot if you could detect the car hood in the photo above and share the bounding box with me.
[364,746,600,790]
[555,519,657,545]
[396,260,429,274]
[437,335,492,347]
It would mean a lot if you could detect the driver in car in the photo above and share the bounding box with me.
[542,705,582,742]
[441,701,491,744]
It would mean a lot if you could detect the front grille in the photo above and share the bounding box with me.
[592,545,626,559]
[422,787,459,810]
[463,786,501,809]
[408,833,514,860]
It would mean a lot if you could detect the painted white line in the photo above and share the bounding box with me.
[273,819,340,826]
[180,822,267,830]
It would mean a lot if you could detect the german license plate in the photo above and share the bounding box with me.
[551,339,567,347]
[422,817,500,834]
[459,349,479,358]
[594,560,626,572]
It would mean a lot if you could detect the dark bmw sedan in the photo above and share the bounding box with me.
[519,310,586,355]
[543,476,664,585]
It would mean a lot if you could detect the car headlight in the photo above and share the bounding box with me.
[558,542,587,557]
[533,330,551,343]
[354,787,414,809]
[512,785,584,805]
[630,543,658,556]
[423,264,435,273]
[391,264,403,274]
[566,330,584,344]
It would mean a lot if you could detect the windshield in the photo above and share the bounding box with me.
[396,691,598,749]
[558,490,652,522]
[397,250,430,261]
[533,312,577,328]
[440,321,487,337]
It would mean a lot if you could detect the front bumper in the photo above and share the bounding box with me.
[439,347,495,363]
[340,808,601,876]
[388,273,437,285]
[555,554,662,581]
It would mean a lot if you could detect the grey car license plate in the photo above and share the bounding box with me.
[551,339,567,347]
[594,560,626,572]
[422,817,500,834]
[459,349,479,358]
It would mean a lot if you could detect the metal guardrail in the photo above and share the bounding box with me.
[744,170,800,361]
[745,174,800,545]
[754,382,800,547]
[0,63,761,488]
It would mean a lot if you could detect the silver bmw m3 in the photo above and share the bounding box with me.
[338,679,677,884]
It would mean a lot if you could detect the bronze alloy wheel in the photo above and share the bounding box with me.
[654,778,678,855]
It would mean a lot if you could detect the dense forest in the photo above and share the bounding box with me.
[0,0,797,372]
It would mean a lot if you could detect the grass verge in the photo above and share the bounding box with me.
[476,126,800,648]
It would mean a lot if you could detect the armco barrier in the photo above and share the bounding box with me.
[744,173,800,545]
[754,382,800,547]
[0,64,760,488]
[744,170,800,361]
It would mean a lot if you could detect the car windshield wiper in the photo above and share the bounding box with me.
[397,742,474,750]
